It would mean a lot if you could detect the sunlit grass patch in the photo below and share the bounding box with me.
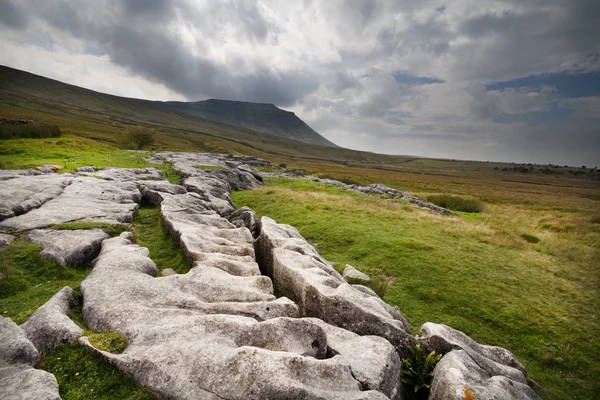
[87,332,128,354]
[193,164,224,170]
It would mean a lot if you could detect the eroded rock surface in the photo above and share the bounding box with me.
[0,177,140,231]
[343,264,371,281]
[0,233,14,251]
[256,216,415,354]
[0,174,72,222]
[26,228,108,267]
[21,287,83,352]
[0,317,61,400]
[79,233,391,399]
[429,350,540,400]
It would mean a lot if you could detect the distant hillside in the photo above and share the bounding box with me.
[159,99,338,148]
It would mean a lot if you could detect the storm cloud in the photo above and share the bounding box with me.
[1,0,599,165]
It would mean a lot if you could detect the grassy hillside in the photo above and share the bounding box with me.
[160,98,338,147]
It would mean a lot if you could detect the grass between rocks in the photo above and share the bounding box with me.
[132,206,192,274]
[50,222,129,237]
[194,164,225,170]
[0,240,88,324]
[232,177,600,400]
[40,344,152,400]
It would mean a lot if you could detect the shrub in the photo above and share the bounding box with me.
[0,122,62,139]
[521,233,540,243]
[402,344,442,395]
[425,194,485,213]
[127,126,155,150]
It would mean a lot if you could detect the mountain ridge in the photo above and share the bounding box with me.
[157,98,338,148]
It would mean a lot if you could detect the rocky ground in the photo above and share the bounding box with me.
[0,152,541,399]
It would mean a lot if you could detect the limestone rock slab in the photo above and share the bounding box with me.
[343,264,371,281]
[429,350,540,400]
[26,228,108,267]
[21,286,83,352]
[0,175,72,222]
[256,216,415,354]
[0,177,141,231]
[0,317,60,400]
[0,233,14,251]
[79,234,390,399]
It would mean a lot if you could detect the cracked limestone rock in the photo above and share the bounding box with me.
[21,286,83,352]
[26,228,108,267]
[0,317,61,400]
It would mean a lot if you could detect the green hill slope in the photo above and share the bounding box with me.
[0,65,410,163]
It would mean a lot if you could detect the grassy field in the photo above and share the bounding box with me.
[232,177,600,400]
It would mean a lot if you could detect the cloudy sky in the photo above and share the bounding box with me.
[1,0,599,166]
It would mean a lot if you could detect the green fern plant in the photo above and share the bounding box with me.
[402,343,442,393]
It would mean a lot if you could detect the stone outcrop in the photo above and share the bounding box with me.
[420,323,540,399]
[343,264,371,281]
[0,317,61,400]
[429,350,540,400]
[21,287,83,352]
[0,174,72,222]
[26,228,108,267]
[0,177,140,231]
[255,216,414,354]
[79,233,393,399]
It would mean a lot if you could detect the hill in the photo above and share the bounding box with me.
[159,99,338,148]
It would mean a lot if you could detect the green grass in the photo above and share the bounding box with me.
[50,222,129,237]
[232,178,600,400]
[87,333,128,354]
[40,344,153,400]
[132,206,191,274]
[0,240,89,324]
[425,194,485,213]
[0,136,152,172]
[193,164,225,171]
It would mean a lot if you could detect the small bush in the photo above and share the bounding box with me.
[0,122,62,139]
[127,126,155,150]
[402,343,442,396]
[425,194,485,213]
[521,233,540,243]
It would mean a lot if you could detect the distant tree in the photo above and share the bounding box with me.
[127,126,155,150]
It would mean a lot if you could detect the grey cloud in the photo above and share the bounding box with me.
[0,0,29,29]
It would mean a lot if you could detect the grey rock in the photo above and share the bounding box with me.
[79,235,388,399]
[343,264,371,281]
[306,318,403,400]
[256,216,415,353]
[228,206,262,238]
[161,268,177,276]
[0,177,140,231]
[76,166,96,173]
[139,181,186,206]
[36,165,62,174]
[419,322,527,375]
[429,350,541,400]
[352,284,379,297]
[79,167,163,181]
[26,228,108,267]
[0,174,72,222]
[0,233,15,251]
[21,286,83,352]
[0,317,61,400]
